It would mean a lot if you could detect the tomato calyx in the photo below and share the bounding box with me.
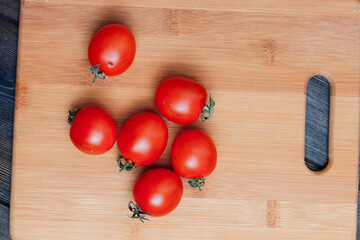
[187,178,206,191]
[90,63,105,83]
[199,92,215,122]
[128,201,151,222]
[118,156,138,172]
[67,108,82,125]
[117,147,138,172]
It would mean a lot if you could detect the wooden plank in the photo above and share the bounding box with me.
[16,5,360,91]
[11,0,360,239]
[25,0,360,15]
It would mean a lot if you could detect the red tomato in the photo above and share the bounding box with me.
[155,77,215,125]
[117,112,168,170]
[69,105,117,155]
[130,168,183,219]
[171,129,217,191]
[88,24,136,82]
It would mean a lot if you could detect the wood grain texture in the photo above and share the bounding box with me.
[10,0,360,239]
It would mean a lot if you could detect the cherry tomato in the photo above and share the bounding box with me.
[155,77,215,125]
[88,24,136,82]
[129,168,183,220]
[171,129,217,191]
[69,105,117,155]
[117,112,168,171]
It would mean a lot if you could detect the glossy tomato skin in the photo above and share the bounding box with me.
[70,106,117,155]
[172,129,217,178]
[88,24,136,76]
[117,112,168,166]
[134,168,183,217]
[155,77,207,125]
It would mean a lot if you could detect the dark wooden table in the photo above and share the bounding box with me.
[0,0,359,239]
[0,0,18,239]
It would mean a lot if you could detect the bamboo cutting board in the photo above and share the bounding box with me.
[10,0,360,239]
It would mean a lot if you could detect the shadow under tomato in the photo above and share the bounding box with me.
[114,107,159,128]
[153,62,206,91]
[87,7,134,36]
[68,98,107,113]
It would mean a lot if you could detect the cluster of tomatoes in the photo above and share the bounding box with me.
[68,24,217,221]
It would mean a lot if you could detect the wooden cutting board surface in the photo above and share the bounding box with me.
[11,0,360,239]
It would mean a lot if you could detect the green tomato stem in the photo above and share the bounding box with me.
[117,146,138,172]
[67,108,82,125]
[90,63,105,83]
[200,91,215,122]
[187,178,206,191]
[128,201,151,222]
